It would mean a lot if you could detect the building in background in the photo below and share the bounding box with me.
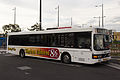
[113,32,120,42]
[0,33,7,50]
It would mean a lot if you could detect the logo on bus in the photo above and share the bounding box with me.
[25,48,60,59]
[49,49,59,58]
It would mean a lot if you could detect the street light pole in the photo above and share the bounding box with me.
[102,4,104,27]
[13,7,16,25]
[39,0,42,30]
[71,17,73,27]
[57,5,60,28]
[94,16,101,27]
[99,16,100,27]
[95,4,104,27]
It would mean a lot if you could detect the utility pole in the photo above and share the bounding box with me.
[39,0,42,30]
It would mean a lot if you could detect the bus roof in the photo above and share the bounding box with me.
[8,27,107,35]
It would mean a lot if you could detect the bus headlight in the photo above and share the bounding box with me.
[92,55,102,59]
[93,56,98,59]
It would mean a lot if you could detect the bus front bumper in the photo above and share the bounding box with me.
[98,57,111,63]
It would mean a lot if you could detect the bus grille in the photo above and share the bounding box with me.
[101,53,110,58]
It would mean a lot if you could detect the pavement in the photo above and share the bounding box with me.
[111,56,120,64]
[0,52,120,80]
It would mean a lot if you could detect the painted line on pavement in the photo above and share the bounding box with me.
[25,72,30,75]
[105,63,120,70]
[17,66,32,71]
[4,54,15,56]
[45,61,82,68]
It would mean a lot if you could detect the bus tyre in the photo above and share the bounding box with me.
[19,50,25,58]
[62,54,71,64]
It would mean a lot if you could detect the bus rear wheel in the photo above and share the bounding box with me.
[62,54,71,64]
[19,49,25,58]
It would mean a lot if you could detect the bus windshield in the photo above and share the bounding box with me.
[94,34,110,51]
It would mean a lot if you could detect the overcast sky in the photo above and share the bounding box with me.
[0,0,120,32]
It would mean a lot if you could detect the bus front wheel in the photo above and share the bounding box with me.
[19,49,25,58]
[61,53,71,64]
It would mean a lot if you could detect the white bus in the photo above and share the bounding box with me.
[7,27,111,64]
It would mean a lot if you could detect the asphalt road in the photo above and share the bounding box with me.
[0,53,120,80]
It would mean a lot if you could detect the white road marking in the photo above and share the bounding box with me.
[105,63,120,70]
[4,54,15,56]
[49,61,120,69]
[117,59,120,61]
[25,72,30,75]
[17,66,32,71]
[45,61,82,67]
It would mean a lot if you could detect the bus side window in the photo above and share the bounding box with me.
[75,32,91,49]
[64,33,74,48]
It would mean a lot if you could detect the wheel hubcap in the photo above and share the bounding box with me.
[63,55,70,63]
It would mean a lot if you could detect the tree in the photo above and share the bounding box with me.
[28,23,40,31]
[2,24,21,33]
[9,24,21,32]
[2,25,11,33]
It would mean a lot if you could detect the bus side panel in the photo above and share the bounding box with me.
[8,46,103,64]
[71,49,94,64]
[58,48,94,64]
[8,46,20,55]
[8,46,61,60]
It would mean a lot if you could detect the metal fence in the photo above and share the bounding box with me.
[110,44,120,56]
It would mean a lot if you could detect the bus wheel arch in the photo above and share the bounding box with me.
[61,52,71,64]
[19,49,25,58]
